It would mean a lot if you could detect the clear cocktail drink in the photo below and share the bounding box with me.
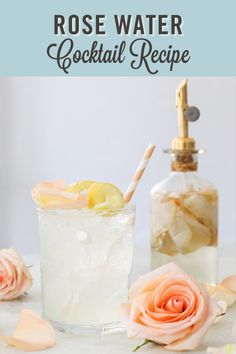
[38,206,135,333]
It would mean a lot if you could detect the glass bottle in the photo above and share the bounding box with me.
[150,80,218,284]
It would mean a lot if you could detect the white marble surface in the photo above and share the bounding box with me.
[0,245,236,354]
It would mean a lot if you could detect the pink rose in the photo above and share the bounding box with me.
[122,263,218,351]
[0,249,32,300]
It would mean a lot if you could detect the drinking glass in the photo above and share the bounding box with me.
[38,206,135,334]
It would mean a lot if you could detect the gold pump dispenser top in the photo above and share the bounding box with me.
[171,79,199,152]
[170,79,201,172]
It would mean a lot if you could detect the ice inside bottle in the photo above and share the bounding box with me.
[150,80,218,284]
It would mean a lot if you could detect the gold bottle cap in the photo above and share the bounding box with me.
[171,79,200,152]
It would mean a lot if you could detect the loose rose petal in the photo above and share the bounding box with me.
[205,275,236,307]
[206,284,236,307]
[221,276,236,294]
[1,309,56,351]
[207,344,236,354]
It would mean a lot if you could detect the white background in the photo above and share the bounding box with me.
[0,77,235,254]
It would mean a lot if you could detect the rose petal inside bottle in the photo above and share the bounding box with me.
[151,189,218,256]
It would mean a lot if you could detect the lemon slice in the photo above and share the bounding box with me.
[65,180,96,193]
[88,183,124,210]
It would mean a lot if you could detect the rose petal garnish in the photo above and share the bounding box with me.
[31,180,88,209]
[31,180,65,200]
[0,248,32,300]
[38,191,88,209]
[1,309,56,351]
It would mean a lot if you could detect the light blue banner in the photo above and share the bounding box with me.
[0,0,235,76]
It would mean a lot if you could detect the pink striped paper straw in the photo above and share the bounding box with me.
[124,143,156,203]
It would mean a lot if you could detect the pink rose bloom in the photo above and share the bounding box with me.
[122,263,218,351]
[0,249,32,300]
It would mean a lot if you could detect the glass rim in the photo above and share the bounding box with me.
[37,204,135,216]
